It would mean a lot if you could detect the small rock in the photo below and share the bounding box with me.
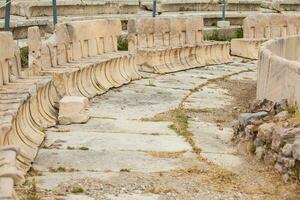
[272,128,298,152]
[257,123,276,143]
[292,121,300,128]
[58,96,90,125]
[282,174,290,183]
[283,157,295,168]
[283,122,289,128]
[245,125,257,140]
[282,144,293,157]
[246,141,256,154]
[274,99,288,114]
[292,139,300,160]
[251,99,275,113]
[239,112,268,127]
[274,111,290,121]
[264,151,278,165]
[254,138,264,147]
[255,147,265,160]
[274,163,283,173]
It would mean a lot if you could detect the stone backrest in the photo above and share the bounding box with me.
[257,35,300,105]
[28,19,122,70]
[0,32,21,86]
[128,16,204,52]
[243,14,300,39]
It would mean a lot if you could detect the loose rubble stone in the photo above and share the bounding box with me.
[239,112,268,127]
[282,144,293,157]
[255,147,265,160]
[233,98,300,181]
[274,99,288,114]
[250,99,275,113]
[292,139,300,160]
[58,96,90,125]
[257,123,275,143]
[274,111,290,121]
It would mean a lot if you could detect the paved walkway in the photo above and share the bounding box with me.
[21,59,300,200]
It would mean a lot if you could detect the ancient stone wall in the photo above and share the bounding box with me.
[128,16,232,73]
[231,14,300,59]
[257,35,300,106]
[11,0,140,18]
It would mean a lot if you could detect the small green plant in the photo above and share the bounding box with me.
[117,36,128,51]
[23,178,41,200]
[235,29,243,39]
[168,124,176,131]
[71,186,85,194]
[208,30,221,41]
[148,80,156,87]
[20,47,29,69]
[78,146,89,150]
[67,146,75,150]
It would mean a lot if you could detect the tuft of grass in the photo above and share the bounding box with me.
[120,168,131,172]
[146,151,186,159]
[148,80,156,87]
[67,146,75,150]
[20,47,29,69]
[71,186,85,194]
[235,29,243,39]
[49,166,79,173]
[78,146,89,151]
[22,178,41,200]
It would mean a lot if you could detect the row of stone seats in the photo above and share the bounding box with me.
[128,16,232,74]
[28,19,141,98]
[0,31,58,172]
[231,14,300,59]
[0,146,23,199]
[0,18,142,173]
[1,16,232,181]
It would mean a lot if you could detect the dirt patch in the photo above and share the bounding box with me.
[187,78,256,128]
[30,163,300,200]
[146,151,186,159]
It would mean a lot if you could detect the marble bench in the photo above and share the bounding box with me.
[128,16,232,74]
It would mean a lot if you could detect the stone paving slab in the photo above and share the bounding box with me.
[188,121,235,154]
[184,85,233,109]
[44,131,191,152]
[90,85,187,120]
[33,150,187,173]
[48,118,175,135]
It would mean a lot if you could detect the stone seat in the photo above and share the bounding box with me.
[231,14,300,59]
[128,16,232,74]
[0,146,24,200]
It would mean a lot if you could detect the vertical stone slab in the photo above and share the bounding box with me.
[0,32,15,85]
[170,17,187,47]
[186,16,203,45]
[154,18,170,48]
[106,19,122,52]
[137,18,154,49]
[127,19,137,53]
[56,23,71,64]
